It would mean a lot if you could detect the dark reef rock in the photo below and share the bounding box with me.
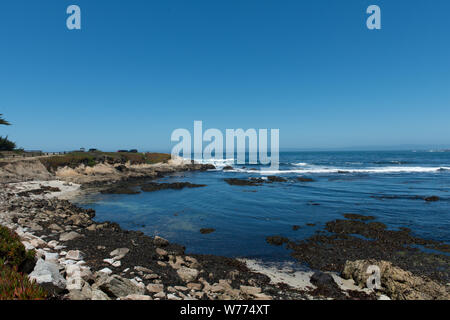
[222,166,234,171]
[292,225,301,231]
[140,182,206,192]
[424,196,440,202]
[343,213,376,221]
[224,178,264,186]
[265,236,289,246]
[200,228,216,234]
[17,185,61,197]
[297,177,315,182]
[266,176,287,182]
[100,186,140,194]
[278,217,450,284]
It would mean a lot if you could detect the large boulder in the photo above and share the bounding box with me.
[177,267,199,282]
[94,274,145,299]
[29,258,66,294]
[342,260,450,300]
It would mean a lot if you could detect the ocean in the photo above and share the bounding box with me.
[76,151,450,262]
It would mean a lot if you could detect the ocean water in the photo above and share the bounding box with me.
[76,151,450,262]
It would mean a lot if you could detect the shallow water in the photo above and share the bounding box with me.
[76,151,450,262]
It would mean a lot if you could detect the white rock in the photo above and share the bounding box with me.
[109,248,130,260]
[44,252,59,262]
[66,250,85,261]
[99,268,113,275]
[29,259,66,292]
[112,261,121,268]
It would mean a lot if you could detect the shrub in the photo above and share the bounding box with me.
[0,261,47,300]
[40,151,171,171]
[0,136,16,151]
[0,226,35,272]
[0,226,46,300]
[144,153,171,164]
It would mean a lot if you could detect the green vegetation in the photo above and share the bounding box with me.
[0,226,35,271]
[0,136,16,151]
[0,226,47,300]
[40,151,171,171]
[0,114,10,126]
[0,114,15,151]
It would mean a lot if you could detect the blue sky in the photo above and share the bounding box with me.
[0,0,449,152]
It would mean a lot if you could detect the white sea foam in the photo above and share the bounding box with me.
[191,158,235,169]
[234,166,450,175]
[292,162,309,166]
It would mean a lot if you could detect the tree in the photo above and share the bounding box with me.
[0,114,15,151]
[0,114,11,126]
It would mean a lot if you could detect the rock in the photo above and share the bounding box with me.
[187,282,203,291]
[112,260,121,267]
[153,236,169,247]
[66,250,85,261]
[177,267,199,282]
[134,266,153,273]
[59,231,82,242]
[122,294,152,300]
[223,166,234,171]
[47,240,59,248]
[266,176,287,182]
[343,213,376,221]
[48,223,63,231]
[224,178,264,186]
[424,196,440,202]
[91,289,111,300]
[29,237,46,248]
[153,291,166,299]
[200,228,215,234]
[110,248,130,260]
[310,271,336,287]
[342,260,450,300]
[141,182,206,192]
[174,286,189,292]
[44,252,59,262]
[167,293,182,300]
[103,258,115,265]
[265,236,289,246]
[157,261,167,267]
[156,248,168,256]
[146,283,164,293]
[98,268,113,275]
[96,275,146,298]
[297,177,315,182]
[29,259,67,293]
[240,285,261,296]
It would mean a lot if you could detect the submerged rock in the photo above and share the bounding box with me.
[141,182,206,192]
[200,228,215,234]
[224,178,264,186]
[343,213,376,221]
[266,236,289,246]
[100,186,140,195]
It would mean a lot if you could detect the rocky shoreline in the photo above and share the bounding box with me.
[0,179,385,300]
[0,158,448,300]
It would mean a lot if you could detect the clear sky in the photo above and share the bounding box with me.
[0,0,449,152]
